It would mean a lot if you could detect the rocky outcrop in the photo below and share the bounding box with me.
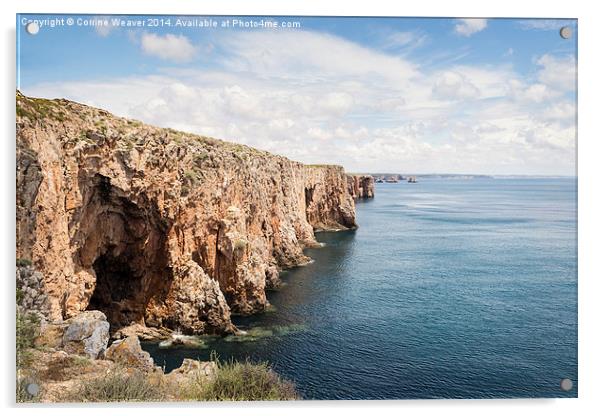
[21,340,216,402]
[113,323,171,341]
[105,336,155,372]
[62,310,110,359]
[16,92,357,335]
[347,175,375,199]
[165,358,217,386]
[17,264,52,321]
[305,166,357,231]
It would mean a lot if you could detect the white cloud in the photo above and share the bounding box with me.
[24,29,575,175]
[454,19,488,37]
[140,33,197,62]
[432,71,480,100]
[542,102,576,121]
[307,127,333,141]
[536,54,576,92]
[446,66,513,98]
[221,85,263,119]
[522,84,557,103]
[319,92,355,116]
[219,30,418,85]
[509,80,560,103]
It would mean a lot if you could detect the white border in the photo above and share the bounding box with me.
[2,1,601,415]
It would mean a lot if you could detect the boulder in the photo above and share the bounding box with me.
[105,336,155,372]
[113,323,172,341]
[62,310,110,359]
[165,358,217,386]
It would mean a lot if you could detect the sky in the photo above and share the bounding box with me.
[17,15,577,175]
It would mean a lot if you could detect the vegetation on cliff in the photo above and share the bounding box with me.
[65,369,166,402]
[16,312,39,369]
[17,343,298,402]
[182,359,298,401]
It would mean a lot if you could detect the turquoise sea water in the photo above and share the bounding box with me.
[143,178,577,399]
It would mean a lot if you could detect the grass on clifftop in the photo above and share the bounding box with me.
[65,370,165,403]
[59,357,298,402]
[183,358,299,401]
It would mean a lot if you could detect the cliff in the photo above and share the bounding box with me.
[347,175,375,199]
[16,92,357,335]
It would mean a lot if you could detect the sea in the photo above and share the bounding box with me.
[143,177,578,399]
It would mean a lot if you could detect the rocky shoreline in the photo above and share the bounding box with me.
[16,92,376,402]
[17,263,295,402]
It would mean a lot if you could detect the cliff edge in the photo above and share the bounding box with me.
[347,175,375,199]
[16,92,357,335]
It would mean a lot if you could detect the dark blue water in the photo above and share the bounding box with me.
[144,178,577,399]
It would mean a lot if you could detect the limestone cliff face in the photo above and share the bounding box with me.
[305,166,357,231]
[347,175,375,199]
[16,93,357,335]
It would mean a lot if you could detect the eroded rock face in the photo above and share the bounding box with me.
[347,175,375,199]
[305,166,357,231]
[16,92,357,334]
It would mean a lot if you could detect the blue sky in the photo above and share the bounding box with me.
[17,15,577,175]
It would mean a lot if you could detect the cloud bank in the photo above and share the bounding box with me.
[25,28,576,175]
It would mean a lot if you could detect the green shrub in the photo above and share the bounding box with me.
[193,151,208,166]
[127,119,142,127]
[184,359,298,401]
[16,106,35,120]
[182,170,201,196]
[66,370,164,402]
[16,312,40,368]
[184,169,199,183]
[233,239,247,251]
[16,258,32,267]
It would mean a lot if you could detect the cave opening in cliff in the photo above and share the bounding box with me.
[87,250,145,327]
[305,186,314,207]
[80,174,173,330]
